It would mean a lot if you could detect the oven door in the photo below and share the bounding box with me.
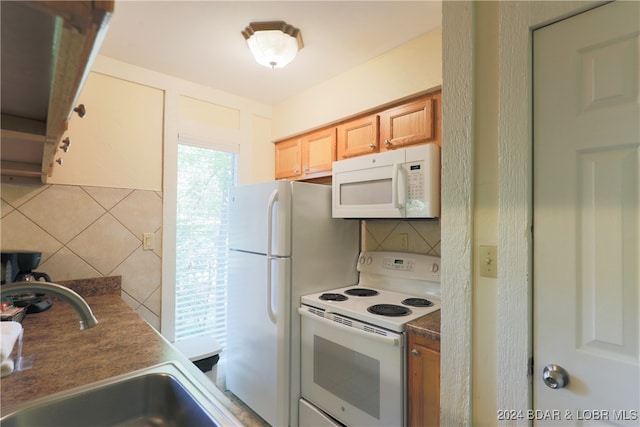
[299,306,405,427]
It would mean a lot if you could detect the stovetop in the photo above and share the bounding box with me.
[300,285,440,332]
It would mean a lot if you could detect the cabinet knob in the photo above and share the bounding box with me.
[368,143,375,150]
[74,104,86,118]
[55,158,63,166]
[303,166,308,173]
[294,167,299,174]
[411,348,420,356]
[60,137,72,153]
[384,139,392,147]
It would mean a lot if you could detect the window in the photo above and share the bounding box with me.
[174,143,235,350]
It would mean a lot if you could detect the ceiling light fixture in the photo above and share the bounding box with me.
[242,21,303,69]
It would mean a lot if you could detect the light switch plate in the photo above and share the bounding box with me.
[479,245,497,278]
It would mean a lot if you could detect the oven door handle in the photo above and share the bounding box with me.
[298,307,403,347]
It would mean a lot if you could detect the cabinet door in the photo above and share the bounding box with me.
[380,92,440,151]
[408,333,440,427]
[337,114,379,159]
[275,137,302,179]
[301,127,336,177]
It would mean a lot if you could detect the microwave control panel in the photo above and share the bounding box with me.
[405,161,425,201]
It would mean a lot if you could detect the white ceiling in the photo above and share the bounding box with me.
[98,1,442,105]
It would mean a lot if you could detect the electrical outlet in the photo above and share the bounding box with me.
[399,233,409,250]
[479,245,497,278]
[143,233,155,250]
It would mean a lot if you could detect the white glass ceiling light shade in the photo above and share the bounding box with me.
[242,21,303,69]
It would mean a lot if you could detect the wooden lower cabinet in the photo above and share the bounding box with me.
[407,332,440,427]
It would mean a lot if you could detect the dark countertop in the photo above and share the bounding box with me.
[406,309,440,341]
[0,277,262,425]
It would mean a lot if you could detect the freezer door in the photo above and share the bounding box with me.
[228,180,292,257]
[226,250,291,427]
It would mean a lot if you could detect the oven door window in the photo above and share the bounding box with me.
[300,310,404,427]
[314,335,380,418]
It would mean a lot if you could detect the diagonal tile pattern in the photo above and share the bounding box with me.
[363,219,441,257]
[0,183,163,329]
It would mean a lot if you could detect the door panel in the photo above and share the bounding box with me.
[533,1,639,425]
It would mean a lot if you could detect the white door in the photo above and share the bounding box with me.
[533,1,639,425]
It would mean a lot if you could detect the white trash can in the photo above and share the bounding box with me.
[173,336,221,382]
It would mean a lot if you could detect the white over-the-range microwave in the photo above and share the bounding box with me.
[332,144,440,219]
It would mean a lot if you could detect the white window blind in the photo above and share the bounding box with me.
[174,143,235,350]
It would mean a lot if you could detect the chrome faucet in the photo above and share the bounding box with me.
[2,282,98,330]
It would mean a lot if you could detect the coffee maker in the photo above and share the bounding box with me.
[1,251,53,312]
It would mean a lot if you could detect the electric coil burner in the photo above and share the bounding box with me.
[402,297,434,307]
[344,288,379,297]
[367,304,412,317]
[319,293,348,301]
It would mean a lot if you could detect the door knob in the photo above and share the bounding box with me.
[542,364,569,389]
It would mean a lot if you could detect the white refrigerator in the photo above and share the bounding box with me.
[226,180,360,427]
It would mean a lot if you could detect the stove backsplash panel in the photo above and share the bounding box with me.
[362,219,440,257]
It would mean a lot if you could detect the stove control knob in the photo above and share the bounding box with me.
[366,256,373,265]
[359,255,366,264]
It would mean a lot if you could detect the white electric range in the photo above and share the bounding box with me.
[299,251,441,427]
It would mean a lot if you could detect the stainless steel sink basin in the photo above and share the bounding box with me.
[0,361,239,427]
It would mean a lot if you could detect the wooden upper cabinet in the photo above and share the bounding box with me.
[337,114,379,159]
[380,91,441,151]
[275,137,302,179]
[301,127,336,178]
[274,90,442,181]
[275,126,336,181]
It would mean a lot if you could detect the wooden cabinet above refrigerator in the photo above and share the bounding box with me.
[1,1,113,184]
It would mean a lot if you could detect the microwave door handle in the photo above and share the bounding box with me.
[266,189,278,323]
[397,164,407,209]
[392,163,400,209]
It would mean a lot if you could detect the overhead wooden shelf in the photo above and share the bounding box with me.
[0,0,113,184]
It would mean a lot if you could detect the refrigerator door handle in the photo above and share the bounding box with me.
[266,189,278,323]
[266,188,278,257]
[266,256,277,323]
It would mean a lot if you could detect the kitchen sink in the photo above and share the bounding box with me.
[0,361,238,427]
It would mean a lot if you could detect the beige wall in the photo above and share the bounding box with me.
[272,29,442,140]
[473,2,499,425]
